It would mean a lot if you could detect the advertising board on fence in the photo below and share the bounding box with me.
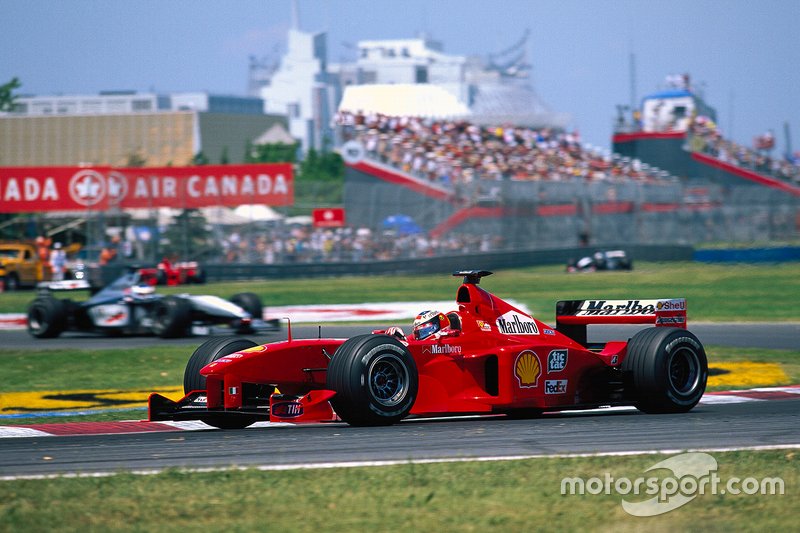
[0,163,294,212]
[312,207,346,228]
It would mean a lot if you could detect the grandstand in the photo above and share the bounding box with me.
[613,79,800,195]
[336,109,799,250]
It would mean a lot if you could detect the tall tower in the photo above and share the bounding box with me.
[259,0,333,152]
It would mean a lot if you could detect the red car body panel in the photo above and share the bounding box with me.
[149,272,691,425]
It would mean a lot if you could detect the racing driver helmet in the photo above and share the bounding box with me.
[412,310,450,340]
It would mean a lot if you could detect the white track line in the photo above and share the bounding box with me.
[2,444,798,481]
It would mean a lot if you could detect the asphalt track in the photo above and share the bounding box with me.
[0,398,797,478]
[2,322,799,350]
[0,322,797,478]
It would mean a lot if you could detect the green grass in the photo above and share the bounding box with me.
[2,262,799,321]
[0,346,189,393]
[0,450,795,532]
[0,262,796,528]
[1,344,797,425]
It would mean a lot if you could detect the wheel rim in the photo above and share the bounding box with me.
[29,307,45,331]
[668,346,701,395]
[153,302,170,325]
[368,354,409,407]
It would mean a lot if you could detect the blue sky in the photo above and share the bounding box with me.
[2,0,798,155]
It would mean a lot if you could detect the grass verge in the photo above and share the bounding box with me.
[0,450,795,531]
[1,262,798,321]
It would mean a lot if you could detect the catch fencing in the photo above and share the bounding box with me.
[344,168,799,249]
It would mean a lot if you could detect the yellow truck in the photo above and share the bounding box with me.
[0,242,51,290]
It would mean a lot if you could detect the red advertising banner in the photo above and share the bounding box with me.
[0,164,294,213]
[312,207,346,227]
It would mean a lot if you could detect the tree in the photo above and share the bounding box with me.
[245,142,344,211]
[298,148,343,183]
[0,77,21,112]
[246,141,298,163]
[163,209,211,259]
[125,150,147,167]
[220,146,230,164]
[192,151,209,165]
[295,148,344,207]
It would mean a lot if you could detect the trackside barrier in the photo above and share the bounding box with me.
[96,244,693,284]
[694,247,800,263]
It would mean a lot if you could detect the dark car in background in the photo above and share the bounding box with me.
[26,270,277,339]
[567,250,633,273]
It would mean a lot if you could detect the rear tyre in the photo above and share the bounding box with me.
[230,292,263,320]
[27,296,67,338]
[326,334,418,426]
[191,268,206,284]
[184,337,260,430]
[151,296,191,338]
[623,327,707,413]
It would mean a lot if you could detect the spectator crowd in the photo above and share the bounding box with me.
[687,116,800,185]
[88,111,800,267]
[336,110,672,188]
[219,225,500,264]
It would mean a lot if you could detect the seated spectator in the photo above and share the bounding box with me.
[336,110,672,187]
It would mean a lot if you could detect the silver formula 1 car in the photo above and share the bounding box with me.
[26,270,278,339]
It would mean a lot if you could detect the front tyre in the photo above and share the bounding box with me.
[151,296,191,338]
[623,327,707,413]
[230,292,263,320]
[326,334,418,426]
[27,296,67,338]
[184,337,258,393]
[184,337,260,430]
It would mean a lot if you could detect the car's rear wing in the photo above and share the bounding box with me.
[555,299,686,346]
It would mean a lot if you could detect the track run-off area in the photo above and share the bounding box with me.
[1,317,798,479]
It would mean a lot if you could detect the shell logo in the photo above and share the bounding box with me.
[514,350,541,388]
[239,345,268,354]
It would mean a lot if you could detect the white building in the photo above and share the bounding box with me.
[259,29,335,153]
[351,37,467,103]
[8,91,265,116]
[329,32,569,129]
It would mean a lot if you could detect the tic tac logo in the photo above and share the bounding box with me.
[514,350,541,388]
[68,169,107,207]
[547,349,568,373]
[496,311,540,335]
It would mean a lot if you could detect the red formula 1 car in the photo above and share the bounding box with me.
[149,270,708,428]
[138,260,205,286]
